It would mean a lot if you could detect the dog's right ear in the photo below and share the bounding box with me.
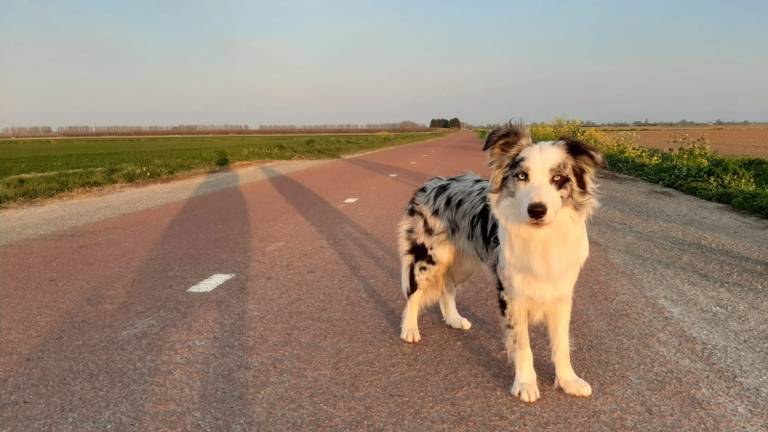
[484,122,531,194]
[483,122,531,158]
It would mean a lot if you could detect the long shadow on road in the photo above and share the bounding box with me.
[1,170,255,430]
[342,157,431,187]
[260,165,402,332]
[260,165,510,389]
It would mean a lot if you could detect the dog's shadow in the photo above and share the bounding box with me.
[261,165,518,390]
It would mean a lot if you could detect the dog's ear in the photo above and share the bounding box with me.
[560,137,606,192]
[483,122,531,158]
[485,122,531,193]
[560,137,606,169]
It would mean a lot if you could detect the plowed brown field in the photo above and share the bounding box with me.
[600,125,768,158]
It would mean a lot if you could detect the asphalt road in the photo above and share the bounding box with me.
[1,132,767,431]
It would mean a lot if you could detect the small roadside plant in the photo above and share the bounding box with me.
[215,149,230,167]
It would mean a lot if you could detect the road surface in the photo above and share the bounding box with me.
[1,132,767,431]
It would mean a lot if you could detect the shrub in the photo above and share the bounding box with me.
[531,119,584,141]
[215,150,230,167]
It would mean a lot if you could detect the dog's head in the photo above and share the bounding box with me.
[483,122,605,227]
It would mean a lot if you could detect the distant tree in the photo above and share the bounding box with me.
[430,118,445,128]
[429,117,461,128]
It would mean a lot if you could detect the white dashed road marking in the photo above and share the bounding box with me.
[389,174,397,177]
[409,162,416,164]
[187,273,235,293]
[344,197,359,203]
[265,241,285,252]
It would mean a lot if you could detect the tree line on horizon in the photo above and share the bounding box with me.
[6,117,763,138]
[473,119,764,129]
[583,119,759,127]
[0,121,431,138]
[429,118,461,129]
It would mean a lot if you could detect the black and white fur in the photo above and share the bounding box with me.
[397,123,604,402]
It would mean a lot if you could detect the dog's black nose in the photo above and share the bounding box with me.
[527,202,547,220]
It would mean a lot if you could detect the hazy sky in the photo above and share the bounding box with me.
[2,0,767,127]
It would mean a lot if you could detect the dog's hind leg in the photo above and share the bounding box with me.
[401,287,424,343]
[399,239,453,343]
[397,199,456,342]
[400,258,448,343]
[400,268,446,343]
[439,277,471,331]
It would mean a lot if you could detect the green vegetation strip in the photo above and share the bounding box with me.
[0,132,446,205]
[477,121,768,218]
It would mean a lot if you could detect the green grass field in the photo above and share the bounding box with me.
[0,132,445,205]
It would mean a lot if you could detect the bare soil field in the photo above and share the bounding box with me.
[599,125,768,158]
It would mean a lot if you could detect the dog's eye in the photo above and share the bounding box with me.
[551,174,570,188]
[515,172,528,181]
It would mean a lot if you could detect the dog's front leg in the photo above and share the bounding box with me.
[545,297,592,397]
[503,297,539,402]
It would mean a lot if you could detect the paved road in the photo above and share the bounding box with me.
[1,132,767,431]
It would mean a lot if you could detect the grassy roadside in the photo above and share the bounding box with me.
[0,132,446,206]
[476,122,768,218]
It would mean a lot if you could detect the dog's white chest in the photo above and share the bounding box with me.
[500,213,589,302]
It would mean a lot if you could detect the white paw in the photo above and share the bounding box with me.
[445,316,472,330]
[400,326,421,343]
[511,379,540,403]
[555,376,592,397]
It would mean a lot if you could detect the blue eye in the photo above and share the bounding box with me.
[515,172,528,181]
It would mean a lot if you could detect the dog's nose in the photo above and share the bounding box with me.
[527,202,547,220]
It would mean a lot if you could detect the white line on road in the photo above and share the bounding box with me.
[187,273,235,293]
[409,162,416,164]
[344,197,359,203]
[389,174,397,177]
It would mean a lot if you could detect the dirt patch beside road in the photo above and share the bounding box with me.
[601,125,768,158]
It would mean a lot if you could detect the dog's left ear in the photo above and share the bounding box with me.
[561,137,606,169]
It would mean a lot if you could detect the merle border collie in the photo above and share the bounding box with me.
[397,122,604,402]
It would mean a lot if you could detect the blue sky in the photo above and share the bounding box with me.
[1,0,767,127]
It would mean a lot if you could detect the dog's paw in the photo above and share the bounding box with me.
[511,380,540,403]
[400,326,421,343]
[554,376,592,397]
[445,316,472,330]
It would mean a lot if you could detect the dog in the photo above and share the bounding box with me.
[397,122,604,402]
